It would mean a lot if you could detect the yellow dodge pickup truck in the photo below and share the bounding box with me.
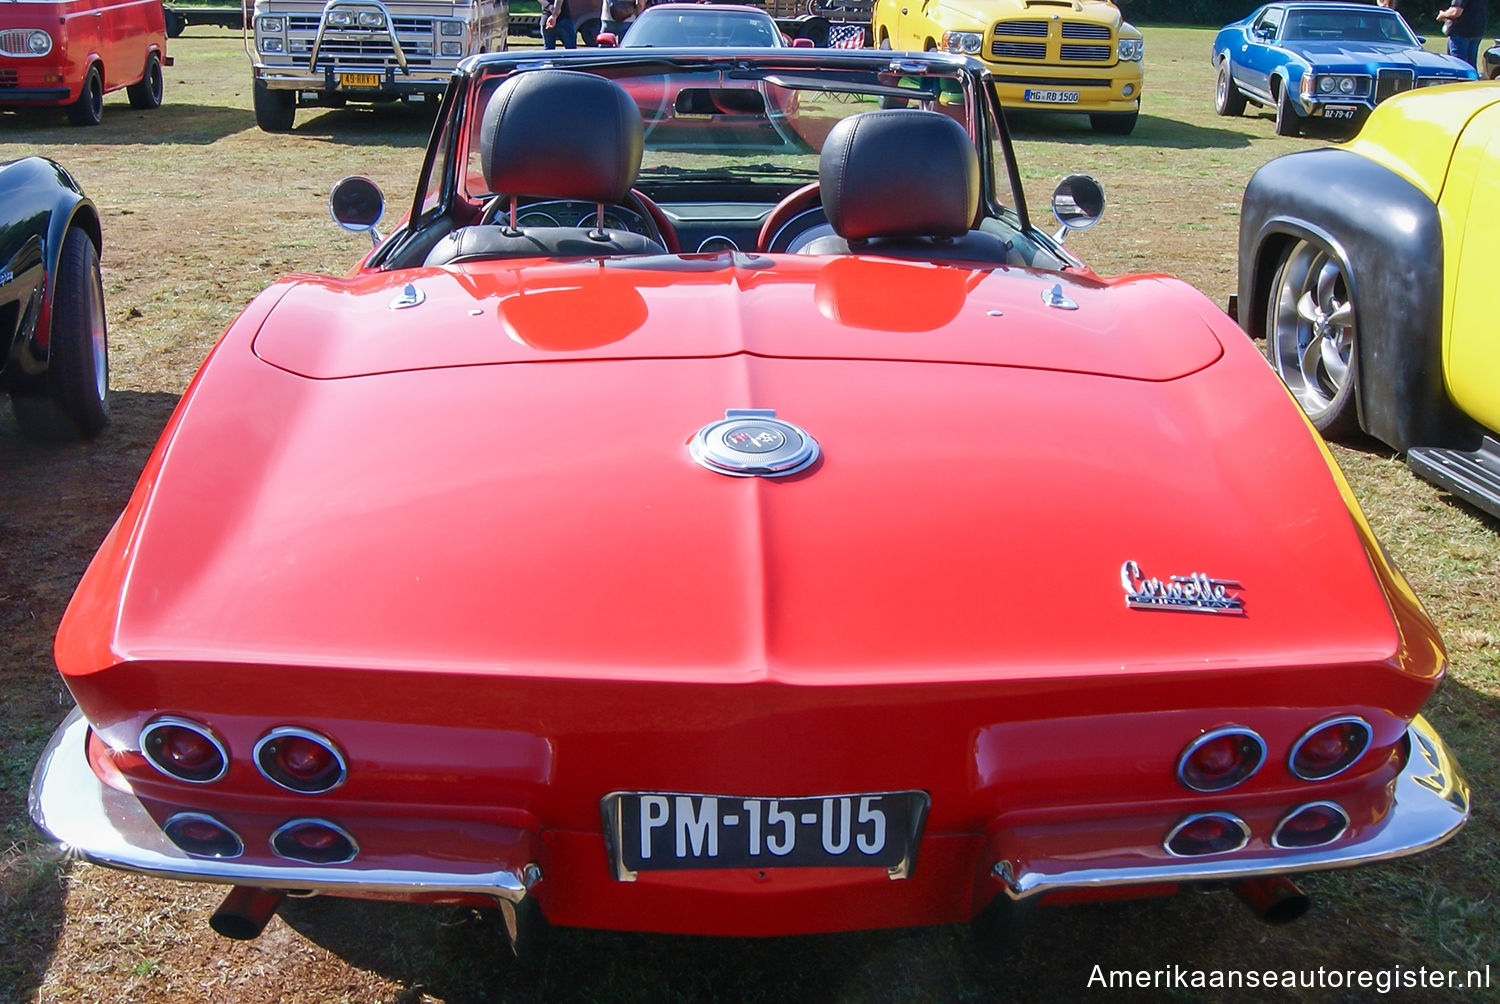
[871,0,1143,133]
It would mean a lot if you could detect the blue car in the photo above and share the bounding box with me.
[1212,2,1477,135]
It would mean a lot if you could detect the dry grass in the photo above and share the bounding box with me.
[1,25,1497,1003]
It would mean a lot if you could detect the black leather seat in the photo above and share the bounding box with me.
[798,109,1014,265]
[426,69,665,266]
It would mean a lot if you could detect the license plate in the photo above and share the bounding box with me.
[1322,104,1357,120]
[339,73,381,89]
[602,790,929,880]
[1024,89,1080,104]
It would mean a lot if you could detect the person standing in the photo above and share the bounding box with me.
[601,0,637,41]
[1437,0,1487,68]
[543,0,579,49]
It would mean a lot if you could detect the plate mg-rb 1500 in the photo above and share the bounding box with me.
[602,790,930,881]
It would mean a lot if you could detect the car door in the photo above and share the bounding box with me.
[1444,106,1500,435]
[1236,6,1284,101]
[58,0,105,89]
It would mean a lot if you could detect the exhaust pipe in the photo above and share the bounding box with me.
[1232,876,1310,925]
[209,886,285,940]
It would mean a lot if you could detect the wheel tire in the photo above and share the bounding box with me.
[11,228,109,441]
[127,52,164,109]
[878,32,891,50]
[1090,110,1138,135]
[1274,86,1301,137]
[1266,238,1360,438]
[253,79,296,132]
[1215,61,1245,116]
[66,65,104,126]
[165,9,186,36]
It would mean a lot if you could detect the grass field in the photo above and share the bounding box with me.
[1,25,1497,1003]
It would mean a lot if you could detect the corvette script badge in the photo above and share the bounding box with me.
[1121,560,1245,616]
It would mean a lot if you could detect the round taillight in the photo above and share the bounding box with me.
[254,727,347,794]
[163,812,244,858]
[1289,717,1372,781]
[270,819,359,865]
[1177,728,1266,791]
[1164,812,1250,857]
[140,717,229,784]
[1272,802,1350,849]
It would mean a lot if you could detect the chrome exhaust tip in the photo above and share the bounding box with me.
[1232,875,1310,925]
[209,886,285,940]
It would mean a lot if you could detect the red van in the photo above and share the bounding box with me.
[0,0,168,125]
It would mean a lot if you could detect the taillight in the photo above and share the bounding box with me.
[1289,717,1372,780]
[254,727,347,794]
[163,812,244,858]
[140,717,229,784]
[1272,802,1350,848]
[1177,728,1266,791]
[1164,812,1250,857]
[270,819,359,864]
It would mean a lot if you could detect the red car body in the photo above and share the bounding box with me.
[0,0,166,122]
[30,50,1468,943]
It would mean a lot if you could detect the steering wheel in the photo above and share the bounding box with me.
[625,188,680,254]
[758,182,823,252]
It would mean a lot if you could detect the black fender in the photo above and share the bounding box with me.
[1238,147,1468,453]
[0,157,101,394]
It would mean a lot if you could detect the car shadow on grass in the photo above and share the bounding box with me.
[1003,111,1254,150]
[289,102,442,146]
[0,104,252,145]
[0,389,182,1003]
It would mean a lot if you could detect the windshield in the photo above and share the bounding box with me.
[1281,9,1417,45]
[459,59,982,200]
[623,10,781,47]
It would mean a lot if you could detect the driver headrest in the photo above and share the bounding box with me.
[818,110,978,242]
[480,70,644,204]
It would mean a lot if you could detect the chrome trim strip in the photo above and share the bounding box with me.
[139,715,230,785]
[253,726,349,794]
[1271,801,1350,850]
[1176,726,1266,792]
[29,710,528,903]
[1163,812,1250,858]
[1288,715,1372,781]
[1001,717,1468,900]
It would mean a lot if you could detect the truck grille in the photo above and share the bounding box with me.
[990,18,1116,62]
[1061,23,1110,39]
[993,41,1047,59]
[283,16,439,69]
[995,20,1048,36]
[1060,44,1110,61]
[0,29,43,55]
[1375,68,1414,103]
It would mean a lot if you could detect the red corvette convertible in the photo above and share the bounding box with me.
[30,49,1468,947]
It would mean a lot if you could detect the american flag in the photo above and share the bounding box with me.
[827,24,866,48]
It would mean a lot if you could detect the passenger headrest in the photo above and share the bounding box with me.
[480,69,644,204]
[818,110,978,242]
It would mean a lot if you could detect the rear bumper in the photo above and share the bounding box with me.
[31,707,1469,933]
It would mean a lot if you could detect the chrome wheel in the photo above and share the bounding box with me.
[1267,239,1358,436]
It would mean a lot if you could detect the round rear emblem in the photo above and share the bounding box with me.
[690,410,819,478]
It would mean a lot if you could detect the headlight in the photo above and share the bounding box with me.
[440,20,464,36]
[257,16,283,32]
[440,40,462,55]
[941,31,983,55]
[260,37,285,52]
[28,30,52,55]
[1118,38,1144,61]
[327,10,356,27]
[357,11,386,29]
[1318,76,1335,93]
[1338,76,1356,94]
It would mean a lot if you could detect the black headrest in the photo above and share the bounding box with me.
[480,70,644,204]
[818,110,978,242]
